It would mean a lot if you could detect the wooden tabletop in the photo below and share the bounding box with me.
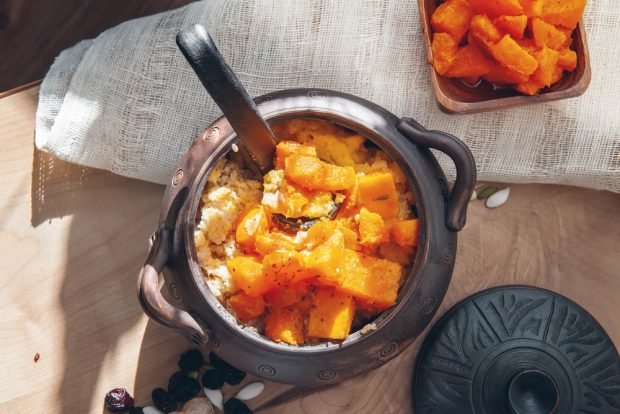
[1,86,619,414]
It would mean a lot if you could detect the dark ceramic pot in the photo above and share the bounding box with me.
[137,88,476,386]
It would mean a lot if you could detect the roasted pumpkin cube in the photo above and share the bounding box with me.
[520,0,544,17]
[304,231,346,285]
[557,48,577,71]
[531,17,566,49]
[307,287,356,340]
[484,60,530,84]
[541,0,586,30]
[431,32,458,76]
[531,47,561,87]
[494,15,528,39]
[235,206,269,251]
[358,208,388,245]
[305,219,358,250]
[255,232,299,256]
[263,250,310,287]
[284,154,356,192]
[489,35,539,76]
[379,243,414,265]
[275,140,317,170]
[390,219,420,247]
[430,0,474,42]
[264,283,309,309]
[229,292,265,322]
[264,306,305,345]
[340,250,402,309]
[515,78,545,95]
[469,0,524,18]
[357,172,400,219]
[470,14,503,46]
[227,256,271,297]
[444,43,492,78]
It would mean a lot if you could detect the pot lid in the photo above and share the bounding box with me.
[413,285,620,414]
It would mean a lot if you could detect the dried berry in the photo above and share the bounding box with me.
[129,408,144,414]
[168,371,201,402]
[152,388,177,413]
[202,369,225,390]
[104,388,134,412]
[209,352,234,372]
[224,398,252,414]
[224,367,246,385]
[178,349,204,372]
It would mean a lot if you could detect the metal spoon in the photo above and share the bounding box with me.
[176,25,339,231]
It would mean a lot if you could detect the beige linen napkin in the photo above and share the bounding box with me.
[35,0,620,192]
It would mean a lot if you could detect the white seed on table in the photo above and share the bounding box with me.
[235,381,266,400]
[232,143,239,152]
[485,187,510,209]
[142,407,165,414]
[470,189,477,201]
[204,387,223,410]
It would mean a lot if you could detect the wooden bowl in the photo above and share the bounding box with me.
[418,0,591,114]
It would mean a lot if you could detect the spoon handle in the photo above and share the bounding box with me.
[176,24,277,174]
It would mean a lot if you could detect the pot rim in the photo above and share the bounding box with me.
[181,88,432,355]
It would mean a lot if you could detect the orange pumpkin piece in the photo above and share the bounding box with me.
[444,43,492,78]
[284,154,356,192]
[264,283,309,309]
[531,47,561,87]
[357,172,400,219]
[304,231,346,285]
[305,219,358,250]
[470,14,503,44]
[340,250,402,309]
[557,48,577,71]
[255,232,299,256]
[275,140,317,170]
[484,60,529,84]
[263,250,310,287]
[430,0,474,42]
[307,287,356,340]
[494,15,528,39]
[519,0,544,17]
[541,0,586,30]
[235,206,269,251]
[379,243,414,265]
[229,292,265,322]
[431,33,458,76]
[515,79,545,95]
[550,66,564,84]
[488,35,539,76]
[531,18,566,49]
[468,0,524,18]
[227,255,271,297]
[390,219,420,247]
[358,208,388,245]
[264,306,305,345]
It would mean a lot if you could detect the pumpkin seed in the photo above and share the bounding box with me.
[142,407,165,414]
[235,381,266,400]
[485,187,510,209]
[477,186,499,200]
[470,190,477,201]
[203,388,223,410]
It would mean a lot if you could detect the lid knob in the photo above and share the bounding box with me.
[508,370,559,414]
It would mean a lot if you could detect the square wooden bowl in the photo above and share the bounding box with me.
[418,0,591,114]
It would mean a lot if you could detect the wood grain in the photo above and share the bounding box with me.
[0,86,619,413]
[0,0,196,92]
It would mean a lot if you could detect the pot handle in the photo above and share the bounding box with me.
[137,226,207,345]
[397,118,476,232]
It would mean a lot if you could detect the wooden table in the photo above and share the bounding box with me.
[1,86,619,414]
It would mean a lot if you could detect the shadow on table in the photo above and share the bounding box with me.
[30,147,172,412]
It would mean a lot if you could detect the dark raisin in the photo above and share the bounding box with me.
[129,408,144,414]
[169,372,201,402]
[209,352,234,371]
[152,388,177,413]
[178,349,204,372]
[104,388,134,412]
[201,369,225,389]
[224,398,252,414]
[224,367,247,385]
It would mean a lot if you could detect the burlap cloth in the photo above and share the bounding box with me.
[35,0,620,192]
